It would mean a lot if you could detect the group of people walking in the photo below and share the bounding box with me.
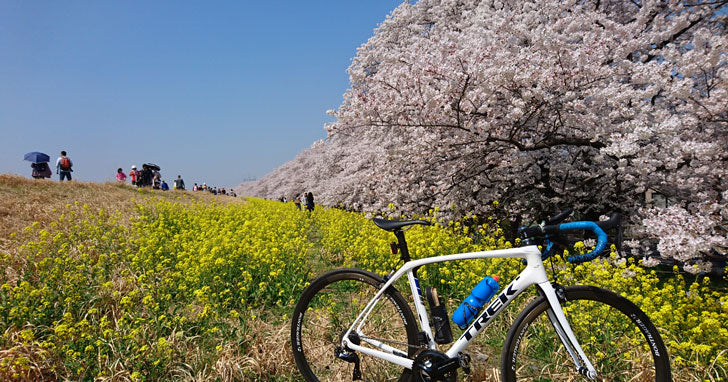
[116,169,237,196]
[290,192,315,212]
[29,150,73,181]
[190,183,236,196]
[26,151,236,198]
[117,164,185,191]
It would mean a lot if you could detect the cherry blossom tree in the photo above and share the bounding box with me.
[240,0,728,271]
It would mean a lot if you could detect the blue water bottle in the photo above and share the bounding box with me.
[452,275,500,329]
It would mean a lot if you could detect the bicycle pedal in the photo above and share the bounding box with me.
[458,353,471,374]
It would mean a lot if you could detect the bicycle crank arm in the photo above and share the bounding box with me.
[433,357,460,376]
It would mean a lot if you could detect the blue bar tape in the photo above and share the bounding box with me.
[559,221,608,263]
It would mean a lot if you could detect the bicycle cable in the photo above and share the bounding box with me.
[549,253,558,282]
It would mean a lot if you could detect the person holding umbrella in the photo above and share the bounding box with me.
[24,152,52,179]
[55,151,73,181]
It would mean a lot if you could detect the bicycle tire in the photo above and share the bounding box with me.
[501,285,671,381]
[291,268,420,381]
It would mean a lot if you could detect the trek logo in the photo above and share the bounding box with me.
[461,283,519,341]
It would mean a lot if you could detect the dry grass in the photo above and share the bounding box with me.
[236,316,299,380]
[0,327,61,381]
[0,174,235,253]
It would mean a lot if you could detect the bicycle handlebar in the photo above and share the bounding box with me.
[559,221,608,263]
[519,212,621,264]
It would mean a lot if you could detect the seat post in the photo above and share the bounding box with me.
[393,229,411,263]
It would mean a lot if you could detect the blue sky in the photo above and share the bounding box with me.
[0,1,403,186]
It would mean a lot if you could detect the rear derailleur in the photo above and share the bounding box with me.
[334,345,362,380]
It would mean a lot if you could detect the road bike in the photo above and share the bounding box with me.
[291,210,671,381]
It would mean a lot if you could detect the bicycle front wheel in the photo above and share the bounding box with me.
[501,285,671,381]
[291,268,419,381]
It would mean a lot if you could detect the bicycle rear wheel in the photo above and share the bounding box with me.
[291,268,419,381]
[501,285,671,381]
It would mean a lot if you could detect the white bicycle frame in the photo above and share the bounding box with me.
[341,244,599,378]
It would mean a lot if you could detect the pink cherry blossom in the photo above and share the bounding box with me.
[239,0,728,271]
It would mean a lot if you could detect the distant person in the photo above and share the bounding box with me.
[55,151,73,181]
[305,192,314,212]
[116,168,127,183]
[152,169,161,189]
[161,180,169,191]
[140,165,153,187]
[174,175,185,190]
[129,166,138,186]
[293,194,302,210]
[31,162,52,179]
[192,183,198,191]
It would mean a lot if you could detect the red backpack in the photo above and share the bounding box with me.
[60,157,71,170]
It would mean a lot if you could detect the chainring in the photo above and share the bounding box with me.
[412,349,457,382]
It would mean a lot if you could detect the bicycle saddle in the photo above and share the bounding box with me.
[372,218,431,232]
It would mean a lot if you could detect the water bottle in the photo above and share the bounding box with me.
[452,275,500,329]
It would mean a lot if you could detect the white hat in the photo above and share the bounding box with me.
[131,165,137,169]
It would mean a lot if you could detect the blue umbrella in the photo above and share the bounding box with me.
[24,152,50,163]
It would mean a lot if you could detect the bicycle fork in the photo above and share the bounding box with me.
[538,282,599,379]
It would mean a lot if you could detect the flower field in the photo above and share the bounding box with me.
[1,182,726,380]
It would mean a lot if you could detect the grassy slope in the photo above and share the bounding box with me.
[0,174,245,282]
[0,174,231,252]
[0,175,286,380]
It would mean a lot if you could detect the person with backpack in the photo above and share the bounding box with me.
[55,151,73,181]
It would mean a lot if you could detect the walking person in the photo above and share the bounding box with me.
[173,175,185,190]
[140,165,153,187]
[116,168,127,183]
[129,166,139,186]
[305,192,315,212]
[56,151,73,181]
[152,168,161,189]
[293,194,302,210]
[31,162,52,179]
